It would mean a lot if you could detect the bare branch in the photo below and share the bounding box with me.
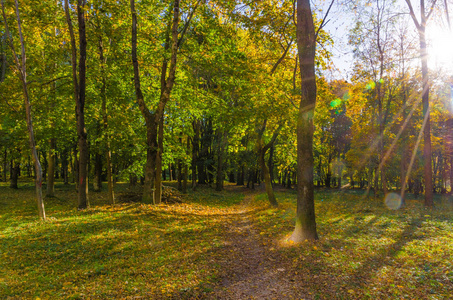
[445,0,451,30]
[426,0,439,21]
[404,0,421,30]
[315,0,335,39]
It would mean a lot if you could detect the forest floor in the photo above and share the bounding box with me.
[1,180,453,299]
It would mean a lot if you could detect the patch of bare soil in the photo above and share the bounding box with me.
[208,186,309,300]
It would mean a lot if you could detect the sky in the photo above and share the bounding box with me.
[316,0,453,80]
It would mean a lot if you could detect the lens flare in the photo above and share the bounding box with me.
[384,193,402,210]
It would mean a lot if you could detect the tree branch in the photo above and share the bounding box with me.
[404,0,421,30]
[315,0,334,39]
[270,39,293,75]
[426,0,439,21]
[263,122,284,152]
[445,0,451,30]
[177,0,201,48]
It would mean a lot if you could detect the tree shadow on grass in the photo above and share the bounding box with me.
[0,202,232,298]
[339,214,424,295]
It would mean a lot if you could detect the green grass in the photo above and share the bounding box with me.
[252,189,453,299]
[0,181,242,299]
[1,181,453,299]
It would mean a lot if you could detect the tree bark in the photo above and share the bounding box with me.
[215,130,226,191]
[73,144,79,189]
[10,159,19,189]
[2,149,6,182]
[269,144,275,184]
[76,0,89,209]
[154,116,164,203]
[237,166,244,186]
[93,153,102,192]
[183,137,189,193]
[61,150,69,185]
[177,158,182,191]
[46,138,56,197]
[290,0,318,242]
[192,120,199,190]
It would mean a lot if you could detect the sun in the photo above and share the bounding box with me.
[427,25,453,74]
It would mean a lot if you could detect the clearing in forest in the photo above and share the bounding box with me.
[1,181,453,299]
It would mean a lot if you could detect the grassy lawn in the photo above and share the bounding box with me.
[1,180,453,299]
[251,188,453,299]
[0,181,243,299]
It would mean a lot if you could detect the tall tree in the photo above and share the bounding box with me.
[65,0,89,210]
[289,0,318,242]
[404,0,437,207]
[131,0,197,204]
[1,0,46,220]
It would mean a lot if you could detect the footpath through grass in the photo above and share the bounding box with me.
[1,181,453,299]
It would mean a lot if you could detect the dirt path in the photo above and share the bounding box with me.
[209,187,308,300]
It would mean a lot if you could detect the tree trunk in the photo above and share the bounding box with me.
[2,149,7,182]
[237,166,244,186]
[405,0,433,206]
[99,38,115,203]
[65,0,89,209]
[182,137,189,193]
[93,152,102,192]
[215,130,225,191]
[290,0,318,242]
[450,155,453,194]
[154,116,164,204]
[260,150,277,207]
[2,0,45,219]
[131,0,156,203]
[326,160,331,188]
[400,145,407,204]
[129,175,137,187]
[131,0,183,204]
[337,155,342,190]
[41,152,47,181]
[286,170,291,189]
[10,160,19,189]
[192,120,199,190]
[420,27,433,206]
[228,172,235,183]
[269,144,275,184]
[46,138,56,197]
[4,0,45,217]
[76,0,89,209]
[61,150,69,185]
[73,145,79,190]
[177,158,182,191]
[257,121,281,207]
